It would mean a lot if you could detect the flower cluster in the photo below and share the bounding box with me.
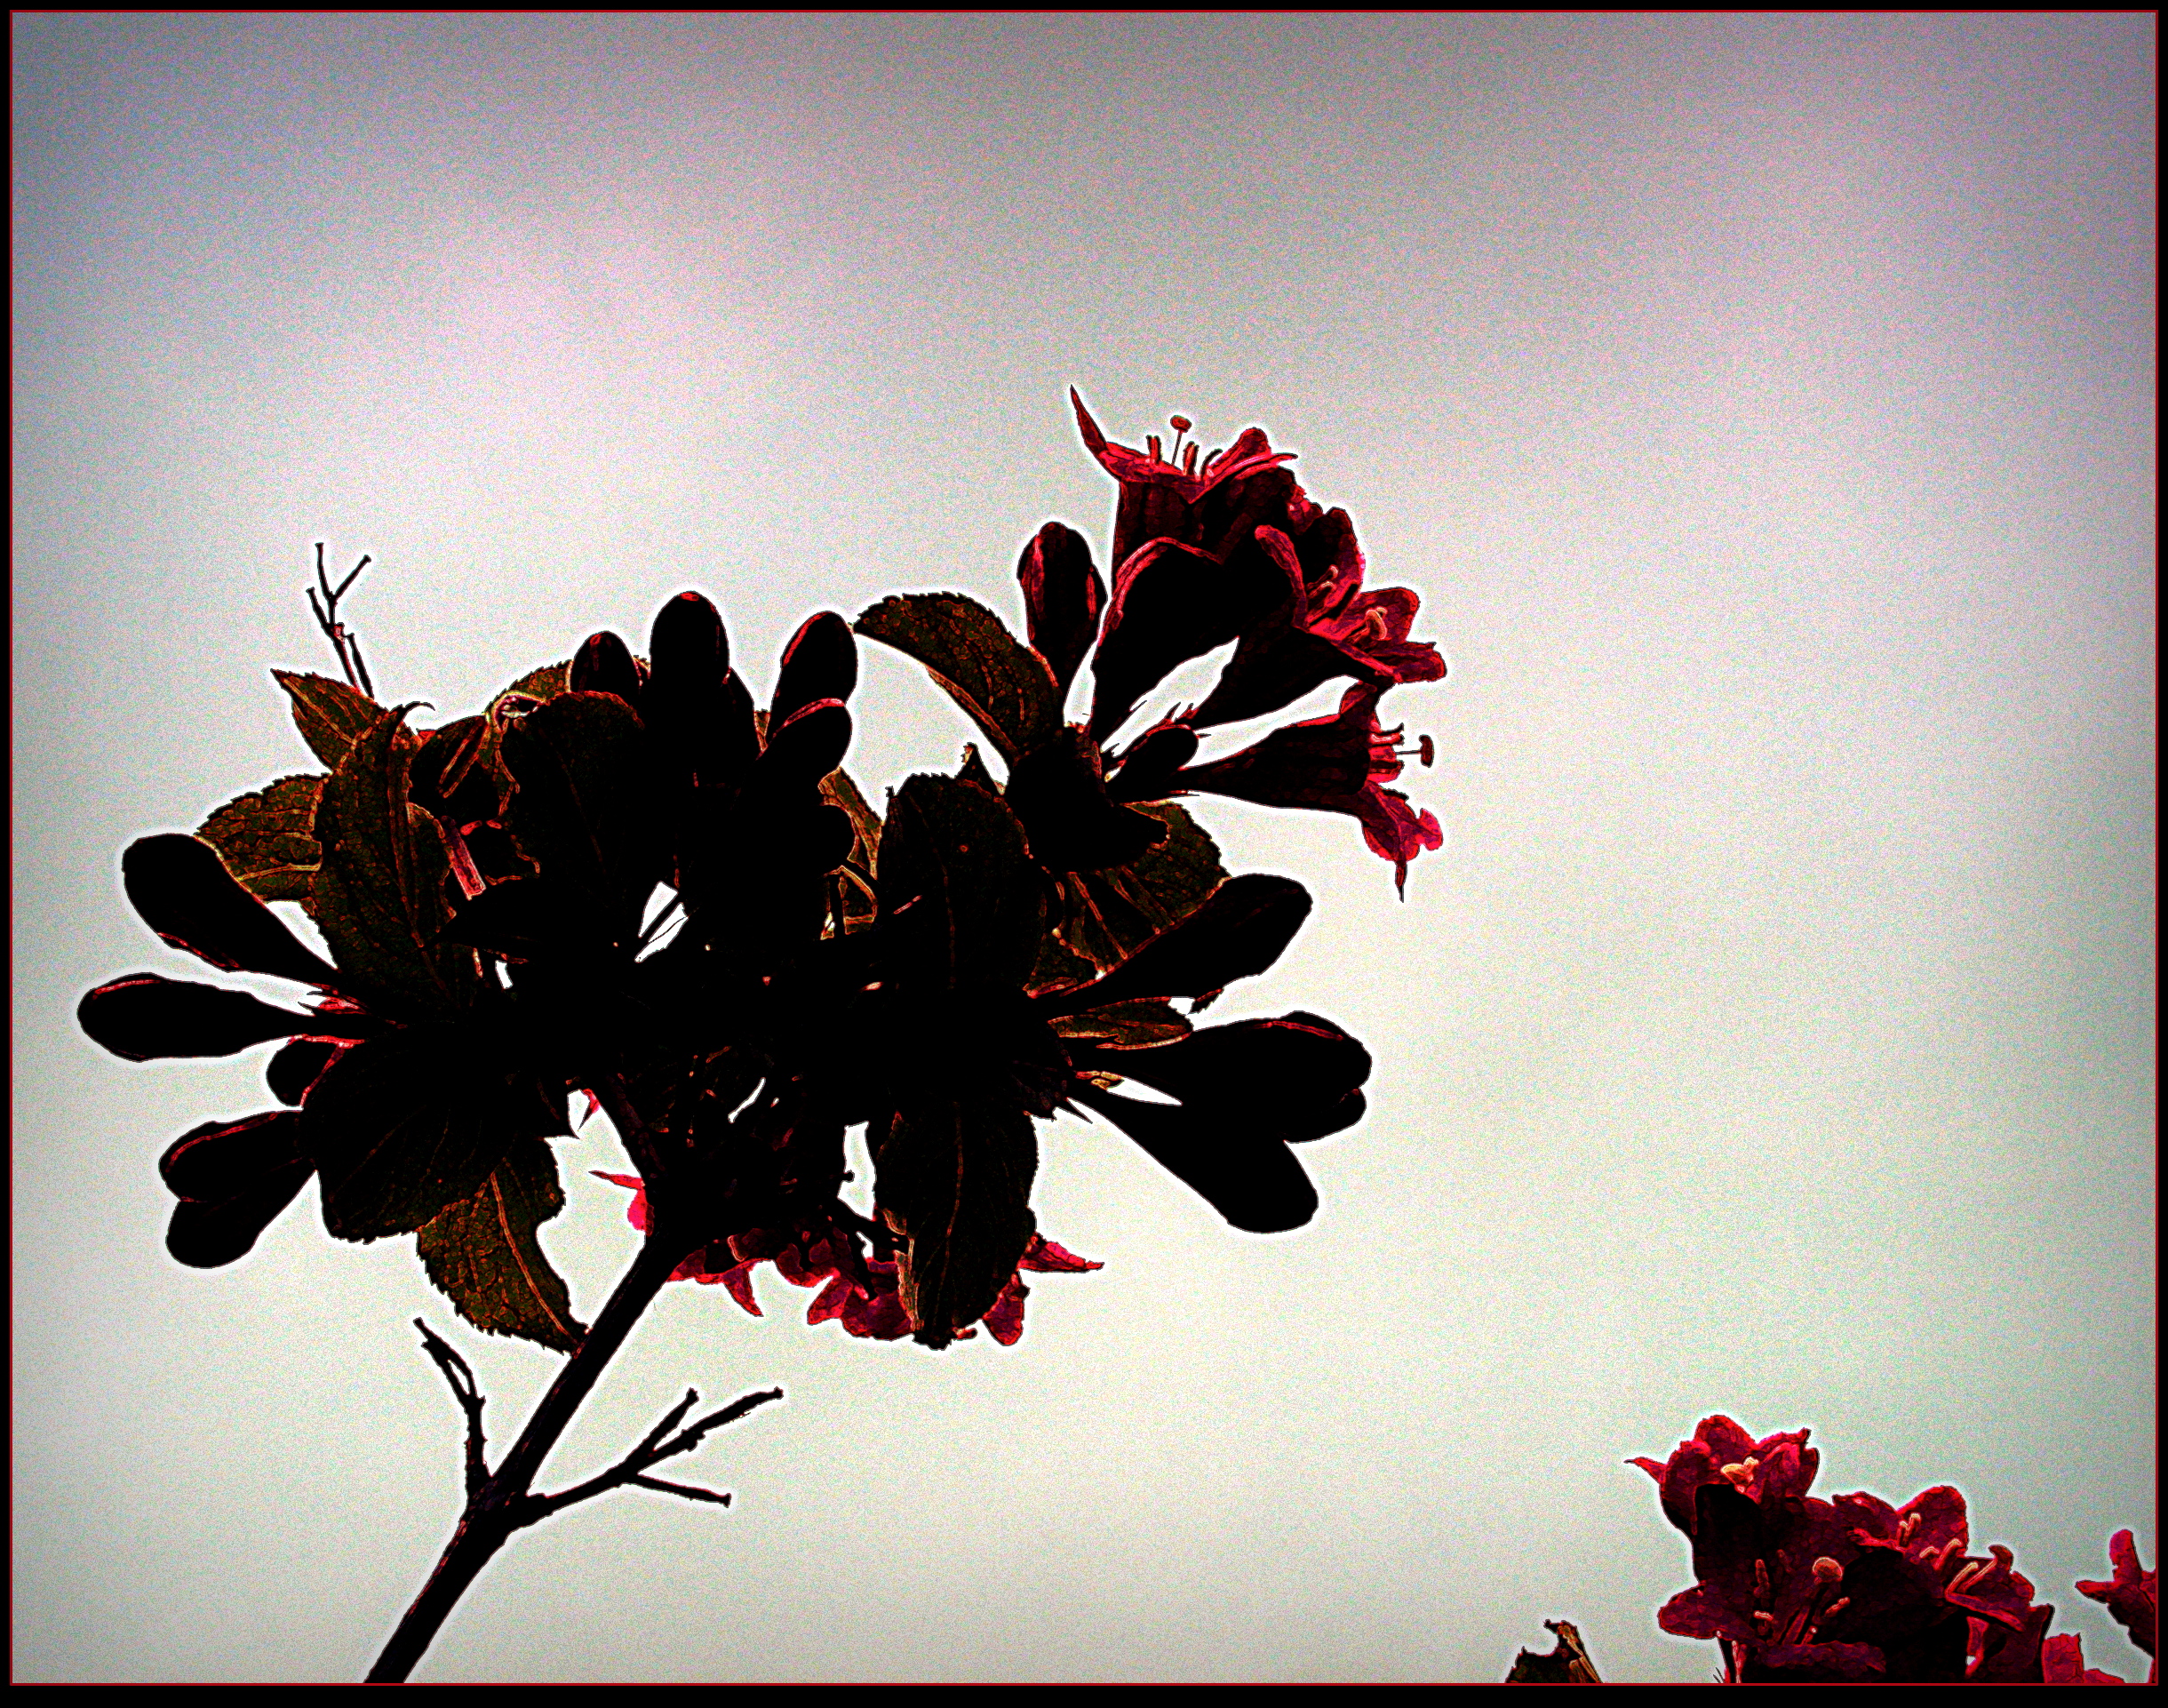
[1056,392,1447,894]
[1635,1415,2156,1683]
[77,396,1445,1355]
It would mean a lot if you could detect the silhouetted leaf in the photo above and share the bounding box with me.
[274,670,380,769]
[1025,928,1097,996]
[875,1096,1038,1347]
[417,1136,586,1353]
[876,775,1042,990]
[1070,1010,1367,1144]
[1060,800,1226,969]
[857,593,1063,765]
[494,658,570,709]
[198,773,325,907]
[500,691,662,944]
[1048,874,1311,1014]
[312,706,479,1021]
[307,1034,559,1242]
[1006,727,1168,873]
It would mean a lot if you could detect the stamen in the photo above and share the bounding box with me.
[1721,1457,1759,1489]
[1418,735,1435,768]
[1147,434,1164,462]
[1813,1558,1845,1584]
[1989,1544,2013,1570]
[1753,1559,1771,1604]
[1751,1609,1776,1634]
[1948,1560,1987,1593]
[1169,413,1192,434]
[1897,1513,1920,1545]
[1938,1537,1965,1575]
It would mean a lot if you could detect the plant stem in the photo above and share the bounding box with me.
[364,1227,685,1682]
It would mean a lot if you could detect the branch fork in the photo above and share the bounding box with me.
[369,1224,782,1683]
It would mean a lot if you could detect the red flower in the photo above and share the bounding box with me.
[1071,388,1296,576]
[1630,1413,1821,1537]
[2077,1528,2157,1680]
[594,1173,1099,1346]
[1174,686,1443,895]
[1638,1417,2064,1682]
[2042,1630,2139,1684]
[1071,393,1317,744]
[1654,1489,1883,1680]
[1189,523,1445,730]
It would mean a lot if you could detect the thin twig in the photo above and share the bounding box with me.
[413,1319,491,1499]
[527,1385,784,1520]
[308,541,377,698]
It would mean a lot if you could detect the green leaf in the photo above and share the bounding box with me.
[1026,927,1097,995]
[312,705,479,1020]
[274,670,381,769]
[308,1034,546,1241]
[821,764,881,865]
[500,692,662,942]
[417,1136,586,1353]
[197,774,326,908]
[877,775,1042,989]
[1049,998,1192,1050]
[493,658,570,709]
[876,1097,1038,1347]
[822,765,882,932]
[856,593,1063,766]
[1061,801,1227,970]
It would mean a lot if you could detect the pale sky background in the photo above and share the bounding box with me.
[12,12,2155,1684]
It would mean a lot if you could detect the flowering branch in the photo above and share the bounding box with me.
[80,395,1449,1680]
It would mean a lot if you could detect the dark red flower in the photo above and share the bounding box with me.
[1071,388,1296,576]
[1654,1485,1882,1679]
[1189,522,1445,730]
[2078,1528,2157,1678]
[1174,686,1443,895]
[1630,1413,1821,1537]
[1071,394,1310,742]
[594,1173,1099,1347]
[1016,521,1105,698]
[1638,1417,2068,1683]
[2042,1630,2138,1684]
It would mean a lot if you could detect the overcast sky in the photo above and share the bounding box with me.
[13,12,2155,1683]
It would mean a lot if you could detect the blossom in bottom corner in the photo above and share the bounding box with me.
[1630,1412,1821,1537]
[2077,1528,2157,1681]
